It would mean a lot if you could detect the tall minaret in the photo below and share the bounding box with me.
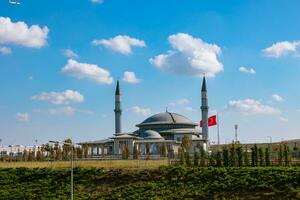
[114,80,122,134]
[201,76,209,142]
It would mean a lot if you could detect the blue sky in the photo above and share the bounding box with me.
[1,0,300,145]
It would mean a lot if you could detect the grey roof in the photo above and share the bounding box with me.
[115,80,120,95]
[78,139,113,145]
[142,130,163,140]
[137,112,197,126]
[110,134,137,139]
[160,128,201,134]
[201,76,207,92]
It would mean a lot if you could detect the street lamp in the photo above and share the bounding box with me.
[234,124,238,143]
[49,140,74,200]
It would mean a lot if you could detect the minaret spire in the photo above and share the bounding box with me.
[114,80,122,134]
[201,75,209,143]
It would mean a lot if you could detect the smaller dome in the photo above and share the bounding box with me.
[142,130,163,140]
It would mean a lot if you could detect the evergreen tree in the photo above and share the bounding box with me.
[265,147,270,166]
[283,144,290,166]
[222,147,229,167]
[178,147,185,165]
[199,145,206,167]
[133,144,138,160]
[185,152,191,166]
[278,144,283,166]
[22,149,28,162]
[160,143,167,157]
[258,148,264,166]
[244,146,250,166]
[236,146,243,167]
[216,151,222,167]
[193,151,199,166]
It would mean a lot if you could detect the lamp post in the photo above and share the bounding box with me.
[49,140,74,200]
[234,124,238,143]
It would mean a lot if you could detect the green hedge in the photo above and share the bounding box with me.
[0,166,299,199]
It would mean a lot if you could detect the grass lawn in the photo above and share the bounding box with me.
[0,159,169,169]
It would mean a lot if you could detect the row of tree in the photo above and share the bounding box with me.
[178,140,299,167]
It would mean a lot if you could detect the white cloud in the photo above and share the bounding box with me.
[32,90,84,105]
[239,66,256,74]
[227,99,281,115]
[272,94,284,102]
[262,41,300,58]
[90,0,103,3]
[16,112,29,122]
[0,46,11,54]
[149,33,223,77]
[169,98,189,106]
[0,17,48,48]
[48,106,76,116]
[278,116,288,122]
[91,35,146,55]
[63,49,78,59]
[61,59,113,84]
[122,71,141,84]
[129,106,151,116]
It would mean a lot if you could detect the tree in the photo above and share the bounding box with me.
[193,151,199,166]
[244,146,250,166]
[265,147,270,166]
[278,144,283,166]
[199,145,206,167]
[22,149,28,162]
[258,148,264,166]
[178,147,185,165]
[216,151,222,167]
[185,151,191,166]
[160,143,167,157]
[222,147,229,167]
[251,144,258,167]
[229,143,237,167]
[236,146,243,167]
[133,144,138,160]
[181,136,192,152]
[122,144,129,159]
[283,144,290,166]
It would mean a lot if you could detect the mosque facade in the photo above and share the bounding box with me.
[79,77,209,158]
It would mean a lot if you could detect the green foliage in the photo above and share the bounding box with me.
[0,166,299,199]
[258,148,264,166]
[283,144,290,166]
[216,151,222,167]
[251,144,258,167]
[244,146,250,167]
[236,146,243,167]
[184,152,191,166]
[181,136,192,152]
[133,144,138,160]
[193,151,199,166]
[222,147,229,167]
[278,144,283,166]
[265,148,270,167]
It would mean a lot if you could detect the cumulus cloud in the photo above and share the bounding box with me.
[239,66,256,74]
[0,17,48,48]
[91,35,146,55]
[0,46,11,54]
[16,112,29,122]
[32,90,84,105]
[227,99,280,115]
[122,71,141,84]
[61,59,113,84]
[149,33,223,77]
[272,94,284,102]
[262,41,300,58]
[90,0,103,3]
[63,49,78,58]
[129,106,151,116]
[169,98,189,106]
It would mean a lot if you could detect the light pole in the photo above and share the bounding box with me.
[234,124,238,143]
[49,140,74,200]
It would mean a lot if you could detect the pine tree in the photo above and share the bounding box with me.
[185,151,191,166]
[178,147,185,165]
[283,144,290,166]
[133,144,138,160]
[236,146,243,167]
[216,151,222,167]
[222,147,229,167]
[258,148,264,166]
[200,145,206,167]
[244,146,250,166]
[278,144,283,166]
[229,143,237,167]
[193,151,199,166]
[265,147,270,166]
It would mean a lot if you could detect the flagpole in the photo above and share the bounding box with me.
[217,112,220,150]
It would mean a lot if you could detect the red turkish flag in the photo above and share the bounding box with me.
[200,115,217,127]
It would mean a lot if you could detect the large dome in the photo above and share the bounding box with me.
[142,130,163,139]
[137,112,197,127]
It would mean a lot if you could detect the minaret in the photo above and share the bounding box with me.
[201,76,209,141]
[114,80,122,134]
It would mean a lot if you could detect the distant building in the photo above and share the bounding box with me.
[79,77,209,158]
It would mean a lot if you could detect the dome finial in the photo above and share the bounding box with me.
[166,106,168,112]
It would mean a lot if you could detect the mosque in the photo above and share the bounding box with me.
[79,77,210,158]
